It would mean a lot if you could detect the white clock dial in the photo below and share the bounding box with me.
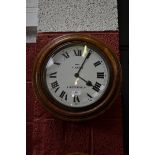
[44,43,110,108]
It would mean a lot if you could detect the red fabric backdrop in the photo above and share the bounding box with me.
[26,32,124,155]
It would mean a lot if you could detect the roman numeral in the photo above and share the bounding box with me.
[55,87,60,93]
[74,50,82,56]
[65,94,67,101]
[94,61,101,67]
[59,91,67,101]
[62,52,70,59]
[54,62,60,65]
[51,81,59,89]
[73,95,80,102]
[87,93,93,98]
[97,72,104,78]
[49,72,57,78]
[92,82,101,92]
[59,91,65,98]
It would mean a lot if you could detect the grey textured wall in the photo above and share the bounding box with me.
[38,0,118,32]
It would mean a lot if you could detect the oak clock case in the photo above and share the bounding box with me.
[33,34,122,121]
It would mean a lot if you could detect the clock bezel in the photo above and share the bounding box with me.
[42,41,111,109]
[32,34,122,121]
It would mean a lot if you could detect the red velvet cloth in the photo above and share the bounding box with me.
[26,32,124,155]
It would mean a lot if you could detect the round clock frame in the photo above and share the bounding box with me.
[32,34,122,121]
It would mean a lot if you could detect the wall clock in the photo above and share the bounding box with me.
[32,34,122,121]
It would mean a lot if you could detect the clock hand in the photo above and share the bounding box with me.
[86,80,93,87]
[76,51,91,75]
[74,74,93,87]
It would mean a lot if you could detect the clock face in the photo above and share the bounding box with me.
[43,42,110,108]
[33,34,122,121]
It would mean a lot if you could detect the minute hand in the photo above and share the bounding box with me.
[77,52,91,74]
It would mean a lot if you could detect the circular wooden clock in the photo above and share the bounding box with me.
[32,34,122,121]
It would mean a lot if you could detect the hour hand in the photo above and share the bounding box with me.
[74,73,93,87]
[86,80,93,86]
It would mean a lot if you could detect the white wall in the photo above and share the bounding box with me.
[38,0,118,32]
[26,0,118,42]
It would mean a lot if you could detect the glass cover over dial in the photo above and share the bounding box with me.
[44,42,110,108]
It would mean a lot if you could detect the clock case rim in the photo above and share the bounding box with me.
[32,34,122,121]
[42,41,111,109]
